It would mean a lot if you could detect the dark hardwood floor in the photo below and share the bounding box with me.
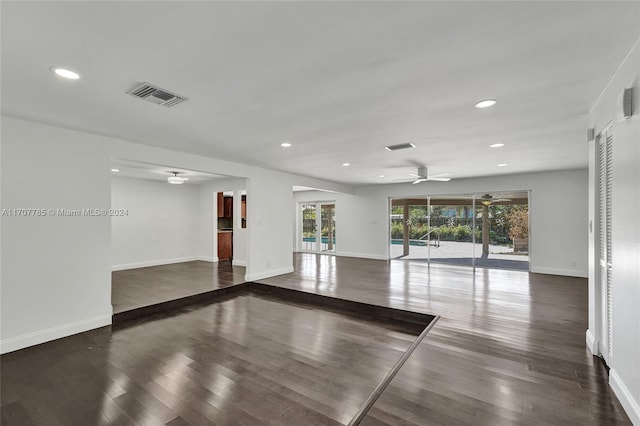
[112,261,246,313]
[1,294,419,425]
[2,254,631,425]
[258,254,631,425]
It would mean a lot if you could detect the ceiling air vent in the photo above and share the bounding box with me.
[127,82,187,108]
[385,143,416,152]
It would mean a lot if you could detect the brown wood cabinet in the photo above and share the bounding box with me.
[224,197,233,218]
[217,192,233,218]
[218,232,232,260]
[217,192,224,218]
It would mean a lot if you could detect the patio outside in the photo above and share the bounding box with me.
[390,192,529,271]
[390,240,529,270]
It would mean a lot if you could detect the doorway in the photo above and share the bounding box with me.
[299,201,336,253]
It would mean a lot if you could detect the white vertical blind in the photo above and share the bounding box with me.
[597,132,613,363]
[605,134,613,360]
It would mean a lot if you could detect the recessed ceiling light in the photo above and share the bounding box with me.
[379,175,385,178]
[342,163,350,167]
[280,142,292,148]
[50,67,81,80]
[497,163,508,167]
[490,143,504,148]
[475,99,497,109]
[111,169,120,172]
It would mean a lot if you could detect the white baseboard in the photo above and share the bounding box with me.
[232,259,247,267]
[610,369,640,425]
[336,252,388,261]
[586,329,598,355]
[530,266,588,278]
[112,256,201,271]
[198,256,216,263]
[246,266,294,281]
[0,313,112,355]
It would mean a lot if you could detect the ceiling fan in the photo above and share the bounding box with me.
[398,166,451,184]
[478,193,511,206]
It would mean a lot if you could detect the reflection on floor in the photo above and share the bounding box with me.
[1,254,630,425]
[111,260,246,313]
[258,253,630,425]
[430,256,529,270]
[1,294,420,425]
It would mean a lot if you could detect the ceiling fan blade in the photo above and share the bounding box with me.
[408,173,420,178]
[426,177,451,182]
[428,171,452,178]
[479,197,511,205]
[412,178,428,184]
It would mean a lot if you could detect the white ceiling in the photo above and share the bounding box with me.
[111,159,227,184]
[2,2,638,186]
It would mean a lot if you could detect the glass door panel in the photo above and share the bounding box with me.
[389,199,429,259]
[427,195,475,267]
[473,192,529,271]
[301,203,317,252]
[320,204,336,252]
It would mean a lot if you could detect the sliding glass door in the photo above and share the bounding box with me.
[389,191,529,271]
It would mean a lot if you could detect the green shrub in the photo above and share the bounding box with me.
[391,222,403,239]
[432,224,473,241]
[453,225,471,240]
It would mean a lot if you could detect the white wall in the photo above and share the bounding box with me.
[294,169,589,276]
[111,176,202,270]
[588,39,640,425]
[1,117,112,354]
[0,116,347,353]
[233,189,248,267]
[246,171,294,280]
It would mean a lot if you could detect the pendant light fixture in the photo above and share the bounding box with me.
[167,171,185,184]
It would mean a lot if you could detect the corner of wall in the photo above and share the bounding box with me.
[610,369,640,425]
[245,266,294,282]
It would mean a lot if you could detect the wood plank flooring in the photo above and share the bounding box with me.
[1,294,419,426]
[2,254,631,425]
[258,254,631,425]
[112,261,246,313]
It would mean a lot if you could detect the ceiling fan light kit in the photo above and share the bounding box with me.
[479,194,512,206]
